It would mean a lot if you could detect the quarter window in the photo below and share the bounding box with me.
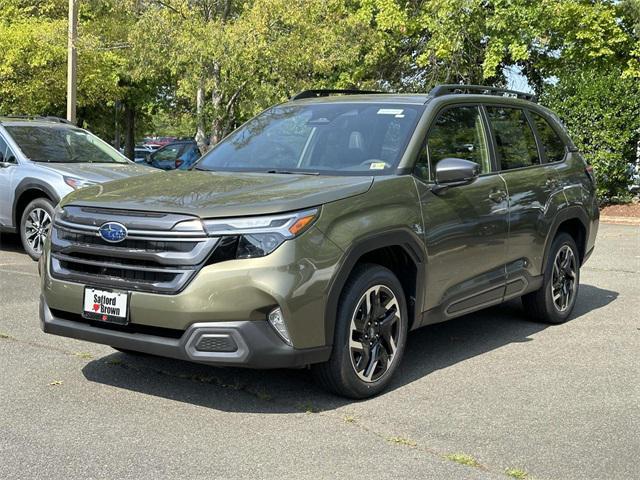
[416,106,490,181]
[486,107,540,170]
[531,112,566,163]
[0,135,15,163]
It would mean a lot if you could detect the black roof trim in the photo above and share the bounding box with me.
[429,84,537,102]
[290,89,386,101]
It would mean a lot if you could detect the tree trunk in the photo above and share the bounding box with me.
[195,77,208,154]
[124,101,135,161]
[208,62,224,148]
[114,100,121,150]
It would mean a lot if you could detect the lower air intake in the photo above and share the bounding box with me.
[194,334,238,353]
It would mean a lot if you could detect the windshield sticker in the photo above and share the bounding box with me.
[377,108,404,115]
[369,162,387,170]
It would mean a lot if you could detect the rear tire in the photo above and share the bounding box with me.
[522,232,580,324]
[20,197,54,261]
[313,264,408,399]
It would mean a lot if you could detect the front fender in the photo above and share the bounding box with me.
[316,176,426,345]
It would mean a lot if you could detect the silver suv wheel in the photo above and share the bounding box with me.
[20,198,55,261]
[24,207,52,255]
[349,284,401,383]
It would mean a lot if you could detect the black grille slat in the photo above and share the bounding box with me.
[57,230,196,252]
[58,260,176,284]
[79,207,167,218]
[54,252,189,271]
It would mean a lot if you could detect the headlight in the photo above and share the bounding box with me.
[236,232,287,258]
[173,208,319,260]
[202,208,318,238]
[64,176,97,190]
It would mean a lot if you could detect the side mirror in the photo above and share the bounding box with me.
[0,152,12,168]
[433,158,480,193]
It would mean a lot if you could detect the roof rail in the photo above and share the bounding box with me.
[0,115,72,124]
[429,84,537,102]
[290,89,386,101]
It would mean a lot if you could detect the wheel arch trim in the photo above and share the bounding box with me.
[13,179,60,229]
[542,205,590,268]
[323,228,426,346]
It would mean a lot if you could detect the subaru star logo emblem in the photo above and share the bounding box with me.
[98,222,127,243]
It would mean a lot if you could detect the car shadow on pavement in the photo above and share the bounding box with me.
[81,283,618,413]
[0,233,23,253]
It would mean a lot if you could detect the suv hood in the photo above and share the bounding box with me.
[41,162,153,183]
[61,171,374,218]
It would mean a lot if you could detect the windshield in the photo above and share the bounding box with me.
[5,125,129,164]
[196,103,424,175]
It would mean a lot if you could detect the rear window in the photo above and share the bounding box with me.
[530,112,567,163]
[5,125,128,164]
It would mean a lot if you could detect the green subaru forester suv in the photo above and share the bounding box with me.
[40,85,598,398]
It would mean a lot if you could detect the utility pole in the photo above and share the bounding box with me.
[66,0,78,124]
[114,100,120,150]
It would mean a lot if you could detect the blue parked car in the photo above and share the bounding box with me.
[148,140,200,170]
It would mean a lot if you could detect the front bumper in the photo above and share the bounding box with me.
[41,226,344,349]
[40,296,330,368]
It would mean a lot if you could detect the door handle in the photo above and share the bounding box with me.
[488,190,506,203]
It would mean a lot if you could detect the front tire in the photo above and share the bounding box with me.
[20,198,54,261]
[313,264,408,399]
[522,232,580,324]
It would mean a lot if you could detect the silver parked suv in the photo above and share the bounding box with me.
[0,116,152,260]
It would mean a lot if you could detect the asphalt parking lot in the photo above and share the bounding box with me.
[0,223,638,480]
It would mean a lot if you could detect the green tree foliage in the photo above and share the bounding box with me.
[543,68,640,199]
[0,1,67,114]
[1,0,639,195]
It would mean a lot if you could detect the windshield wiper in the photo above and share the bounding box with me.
[266,169,319,175]
[192,167,320,175]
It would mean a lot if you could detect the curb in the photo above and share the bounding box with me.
[600,215,640,226]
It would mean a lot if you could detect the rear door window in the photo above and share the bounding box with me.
[530,112,567,163]
[486,106,540,170]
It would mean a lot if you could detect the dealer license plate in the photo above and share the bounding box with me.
[82,287,129,325]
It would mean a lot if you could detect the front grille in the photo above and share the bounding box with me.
[50,206,219,294]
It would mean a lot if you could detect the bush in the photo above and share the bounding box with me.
[541,68,640,200]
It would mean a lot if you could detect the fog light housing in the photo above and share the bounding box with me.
[268,307,291,346]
